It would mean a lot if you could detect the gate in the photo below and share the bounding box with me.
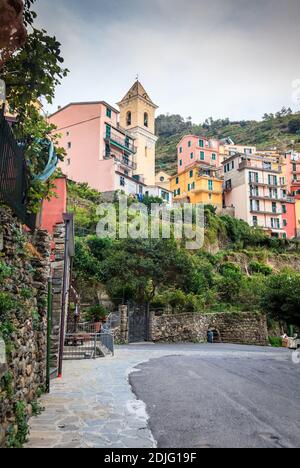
[128,304,150,343]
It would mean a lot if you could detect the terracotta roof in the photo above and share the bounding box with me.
[49,101,119,118]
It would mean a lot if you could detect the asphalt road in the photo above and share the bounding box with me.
[129,344,300,448]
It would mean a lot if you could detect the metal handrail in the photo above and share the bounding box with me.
[105,131,137,153]
[0,109,36,229]
[104,150,137,170]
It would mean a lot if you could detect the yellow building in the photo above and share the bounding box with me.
[170,162,223,208]
[155,170,171,191]
[118,81,158,186]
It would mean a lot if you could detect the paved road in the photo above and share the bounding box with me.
[26,343,299,448]
[129,344,300,448]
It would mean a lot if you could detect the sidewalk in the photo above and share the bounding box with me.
[26,348,156,448]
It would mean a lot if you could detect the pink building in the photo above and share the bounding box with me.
[223,153,288,238]
[40,177,67,235]
[49,101,145,197]
[282,197,296,239]
[177,136,220,174]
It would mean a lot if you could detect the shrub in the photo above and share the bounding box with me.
[0,292,16,316]
[0,261,12,283]
[84,305,109,322]
[268,336,283,348]
[262,269,300,326]
[249,261,273,276]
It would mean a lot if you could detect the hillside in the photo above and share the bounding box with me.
[155,110,300,175]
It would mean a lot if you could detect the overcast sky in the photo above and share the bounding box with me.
[35,0,300,122]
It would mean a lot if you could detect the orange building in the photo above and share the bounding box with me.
[170,161,223,208]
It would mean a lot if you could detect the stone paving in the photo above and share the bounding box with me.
[26,343,292,448]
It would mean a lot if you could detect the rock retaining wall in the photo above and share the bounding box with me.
[0,208,50,448]
[150,312,268,346]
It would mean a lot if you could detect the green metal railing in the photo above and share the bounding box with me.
[0,108,36,230]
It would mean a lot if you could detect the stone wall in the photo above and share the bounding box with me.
[0,208,50,447]
[150,312,268,346]
[50,222,66,369]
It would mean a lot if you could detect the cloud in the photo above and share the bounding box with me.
[34,0,300,121]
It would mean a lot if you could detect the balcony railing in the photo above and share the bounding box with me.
[250,208,283,215]
[0,111,36,230]
[105,131,137,154]
[104,150,137,170]
[249,194,288,203]
[248,179,286,188]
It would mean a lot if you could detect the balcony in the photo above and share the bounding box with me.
[249,194,288,203]
[239,160,281,173]
[248,180,286,188]
[105,131,137,154]
[193,187,222,195]
[250,208,283,215]
[104,151,137,170]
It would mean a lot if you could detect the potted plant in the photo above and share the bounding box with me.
[85,305,108,332]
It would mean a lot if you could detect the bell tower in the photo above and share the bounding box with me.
[118,81,158,186]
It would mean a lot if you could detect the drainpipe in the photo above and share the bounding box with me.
[58,215,71,378]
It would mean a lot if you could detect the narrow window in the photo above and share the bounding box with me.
[106,125,111,138]
[106,107,112,118]
[200,151,205,161]
[126,111,132,126]
[144,112,149,127]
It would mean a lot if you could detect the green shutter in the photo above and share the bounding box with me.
[106,125,111,138]
[200,151,205,161]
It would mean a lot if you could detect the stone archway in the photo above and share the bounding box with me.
[207,327,222,344]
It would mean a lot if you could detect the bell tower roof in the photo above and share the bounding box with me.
[118,80,158,109]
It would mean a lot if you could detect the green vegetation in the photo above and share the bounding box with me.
[268,336,283,348]
[262,270,300,327]
[67,181,103,236]
[68,181,300,328]
[2,0,68,212]
[85,305,109,322]
[155,110,300,174]
[6,401,29,449]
